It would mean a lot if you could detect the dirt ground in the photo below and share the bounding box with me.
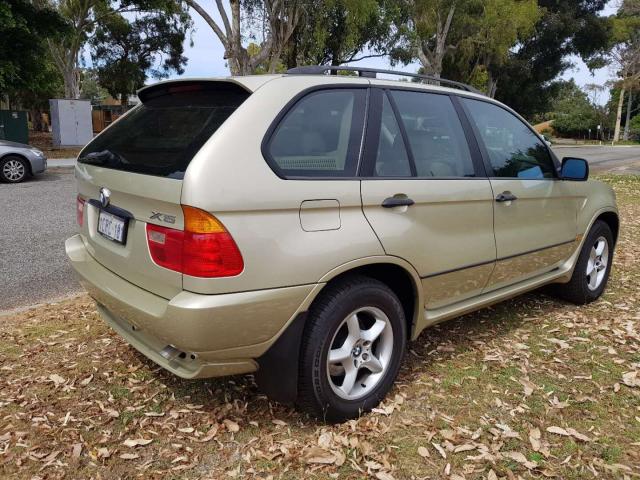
[29,131,81,159]
[1,175,639,479]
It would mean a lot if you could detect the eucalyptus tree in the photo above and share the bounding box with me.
[612,0,640,141]
[45,0,190,98]
[493,0,612,118]
[89,4,191,104]
[391,0,539,94]
[288,0,407,68]
[182,0,302,75]
[0,0,67,101]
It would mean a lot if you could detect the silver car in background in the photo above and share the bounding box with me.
[0,140,47,183]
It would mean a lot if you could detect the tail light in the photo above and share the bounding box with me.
[76,196,85,226]
[146,205,243,278]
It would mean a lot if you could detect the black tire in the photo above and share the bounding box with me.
[297,275,407,422]
[0,155,28,183]
[552,220,614,304]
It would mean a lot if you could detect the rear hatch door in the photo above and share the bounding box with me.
[76,81,250,299]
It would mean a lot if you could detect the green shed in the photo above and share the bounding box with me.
[0,110,29,145]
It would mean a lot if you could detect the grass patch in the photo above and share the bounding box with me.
[1,174,639,479]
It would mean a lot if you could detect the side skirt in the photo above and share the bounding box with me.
[418,266,570,335]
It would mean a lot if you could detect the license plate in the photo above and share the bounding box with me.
[98,211,127,244]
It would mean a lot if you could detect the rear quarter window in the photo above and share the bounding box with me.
[264,88,367,178]
[78,82,250,179]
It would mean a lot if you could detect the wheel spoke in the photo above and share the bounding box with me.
[339,362,358,396]
[595,240,605,256]
[346,314,361,339]
[328,346,351,364]
[361,318,387,343]
[588,271,599,289]
[362,354,383,374]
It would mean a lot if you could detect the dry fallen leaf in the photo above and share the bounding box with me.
[223,419,240,433]
[97,447,110,459]
[417,446,430,458]
[119,453,139,460]
[622,371,640,388]
[375,472,396,480]
[432,442,447,459]
[520,378,537,397]
[546,426,591,442]
[49,373,65,385]
[304,446,339,465]
[71,443,82,460]
[529,427,541,451]
[502,451,537,469]
[123,438,153,448]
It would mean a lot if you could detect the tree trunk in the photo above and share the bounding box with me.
[614,87,625,142]
[487,71,498,98]
[623,88,633,141]
[31,108,44,132]
[62,65,81,99]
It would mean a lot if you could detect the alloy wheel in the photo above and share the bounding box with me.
[586,236,609,291]
[2,159,26,182]
[326,306,394,400]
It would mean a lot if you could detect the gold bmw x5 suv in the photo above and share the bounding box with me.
[66,66,618,421]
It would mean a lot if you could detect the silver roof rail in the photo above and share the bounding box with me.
[286,65,482,94]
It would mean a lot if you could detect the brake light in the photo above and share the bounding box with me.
[146,206,243,278]
[76,196,85,226]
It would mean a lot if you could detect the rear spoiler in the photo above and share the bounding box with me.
[137,76,281,103]
[137,80,251,104]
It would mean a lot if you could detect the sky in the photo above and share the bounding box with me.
[167,0,620,105]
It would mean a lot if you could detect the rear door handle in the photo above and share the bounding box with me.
[382,196,415,208]
[495,192,518,202]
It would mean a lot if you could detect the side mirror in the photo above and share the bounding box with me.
[561,157,589,181]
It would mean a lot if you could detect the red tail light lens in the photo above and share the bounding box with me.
[76,196,85,226]
[146,223,183,272]
[146,206,243,278]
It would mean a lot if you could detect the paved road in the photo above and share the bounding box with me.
[552,146,640,174]
[1,146,638,312]
[0,168,79,311]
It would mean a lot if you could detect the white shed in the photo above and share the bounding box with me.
[49,99,93,147]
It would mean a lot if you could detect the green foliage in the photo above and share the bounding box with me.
[80,68,109,104]
[550,80,600,137]
[494,0,613,119]
[630,115,640,138]
[0,0,68,99]
[89,0,191,103]
[285,0,405,67]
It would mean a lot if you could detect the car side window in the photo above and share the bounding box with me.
[461,98,556,179]
[390,90,475,177]
[374,93,412,177]
[267,89,366,177]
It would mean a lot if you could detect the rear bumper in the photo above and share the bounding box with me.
[65,234,318,378]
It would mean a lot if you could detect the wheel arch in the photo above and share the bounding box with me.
[595,210,619,245]
[0,152,32,176]
[315,256,423,339]
[256,256,423,405]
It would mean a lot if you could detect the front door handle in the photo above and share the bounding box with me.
[495,192,518,202]
[382,196,415,208]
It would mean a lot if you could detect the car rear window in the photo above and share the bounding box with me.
[78,82,250,179]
